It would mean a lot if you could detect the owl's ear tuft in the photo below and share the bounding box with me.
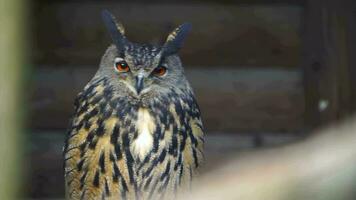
[162,23,192,57]
[102,10,127,54]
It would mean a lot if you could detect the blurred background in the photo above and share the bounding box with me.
[1,0,356,199]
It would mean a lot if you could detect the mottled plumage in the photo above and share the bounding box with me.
[63,10,204,200]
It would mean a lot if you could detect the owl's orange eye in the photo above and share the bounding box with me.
[153,66,167,76]
[114,60,130,72]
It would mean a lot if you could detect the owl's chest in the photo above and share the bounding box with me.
[116,103,180,162]
[65,95,203,199]
[130,108,156,160]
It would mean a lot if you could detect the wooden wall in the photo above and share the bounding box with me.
[30,2,306,133]
[32,3,302,67]
[30,0,356,133]
[30,67,304,132]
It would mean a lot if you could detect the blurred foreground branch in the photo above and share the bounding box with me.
[183,119,356,200]
[0,0,26,198]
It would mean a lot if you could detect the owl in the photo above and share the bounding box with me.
[63,10,204,200]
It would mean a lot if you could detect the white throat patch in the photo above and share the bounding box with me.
[132,108,155,160]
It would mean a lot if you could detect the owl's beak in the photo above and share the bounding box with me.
[135,75,144,95]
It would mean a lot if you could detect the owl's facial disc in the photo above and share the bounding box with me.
[113,56,168,97]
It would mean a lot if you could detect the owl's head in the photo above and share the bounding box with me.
[97,10,191,101]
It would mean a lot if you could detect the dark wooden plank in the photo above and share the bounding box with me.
[301,0,353,129]
[328,0,353,119]
[346,0,356,111]
[301,0,325,128]
[32,3,302,68]
[29,67,305,132]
